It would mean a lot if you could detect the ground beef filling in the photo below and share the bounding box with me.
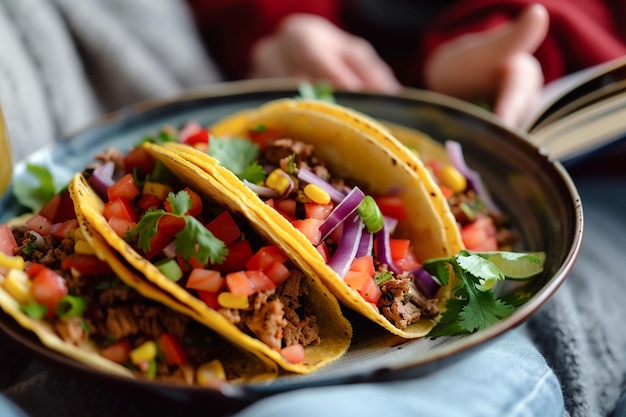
[12,228,226,382]
[376,264,439,329]
[262,138,440,330]
[448,190,518,249]
[219,269,320,351]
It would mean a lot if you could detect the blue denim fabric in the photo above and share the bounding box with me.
[231,328,564,417]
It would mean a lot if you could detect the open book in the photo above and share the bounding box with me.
[520,56,626,165]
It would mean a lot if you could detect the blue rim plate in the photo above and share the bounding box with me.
[0,79,583,412]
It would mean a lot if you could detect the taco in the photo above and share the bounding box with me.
[0,201,278,386]
[159,98,465,338]
[69,142,352,374]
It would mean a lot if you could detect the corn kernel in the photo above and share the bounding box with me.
[438,164,467,194]
[303,184,331,205]
[74,239,95,255]
[265,169,291,195]
[196,359,226,386]
[2,269,31,305]
[74,227,88,242]
[130,341,157,364]
[218,292,249,309]
[0,252,25,271]
[143,182,173,200]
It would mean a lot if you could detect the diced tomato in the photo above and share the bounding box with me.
[205,211,241,246]
[144,215,186,259]
[49,191,77,223]
[186,269,224,293]
[291,218,323,246]
[315,242,330,263]
[244,270,276,292]
[103,198,136,222]
[158,333,187,366]
[263,261,291,286]
[107,173,140,202]
[136,193,162,211]
[0,224,18,256]
[30,267,68,318]
[196,290,220,309]
[176,255,205,272]
[25,262,46,277]
[211,240,253,273]
[395,255,421,272]
[350,255,375,276]
[50,219,79,239]
[461,216,498,251]
[124,147,156,177]
[344,270,371,291]
[280,343,305,364]
[61,254,114,276]
[343,271,382,304]
[389,239,411,261]
[360,276,382,304]
[38,193,61,222]
[245,246,288,271]
[164,187,202,217]
[225,271,255,296]
[264,199,275,209]
[26,214,52,236]
[100,339,132,364]
[439,185,454,200]
[108,216,136,238]
[184,130,210,146]
[304,202,334,220]
[274,198,297,219]
[247,126,281,151]
[344,270,382,304]
[373,195,407,220]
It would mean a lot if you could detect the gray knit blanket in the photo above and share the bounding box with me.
[0,1,625,417]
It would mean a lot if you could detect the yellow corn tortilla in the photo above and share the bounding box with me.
[70,149,353,374]
[166,98,463,338]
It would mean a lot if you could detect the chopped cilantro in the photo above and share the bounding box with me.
[297,82,335,102]
[128,191,228,265]
[208,136,265,183]
[374,270,394,286]
[424,250,544,337]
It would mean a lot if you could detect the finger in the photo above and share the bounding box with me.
[488,4,550,58]
[248,38,294,78]
[291,45,367,91]
[343,41,402,93]
[493,54,544,127]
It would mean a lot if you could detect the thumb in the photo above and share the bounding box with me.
[487,4,549,57]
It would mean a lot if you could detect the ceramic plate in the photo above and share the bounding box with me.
[0,80,583,413]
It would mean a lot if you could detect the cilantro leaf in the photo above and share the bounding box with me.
[128,190,228,265]
[174,217,229,265]
[297,82,335,102]
[425,250,543,337]
[458,282,514,332]
[166,191,191,216]
[238,162,267,184]
[128,210,162,253]
[208,137,261,180]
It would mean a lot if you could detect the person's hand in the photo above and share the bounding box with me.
[424,4,549,127]
[249,13,401,93]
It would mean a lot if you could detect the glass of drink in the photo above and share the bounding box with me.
[0,106,13,196]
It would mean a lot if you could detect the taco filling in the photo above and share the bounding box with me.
[74,143,351,370]
[154,123,445,332]
[0,206,274,385]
